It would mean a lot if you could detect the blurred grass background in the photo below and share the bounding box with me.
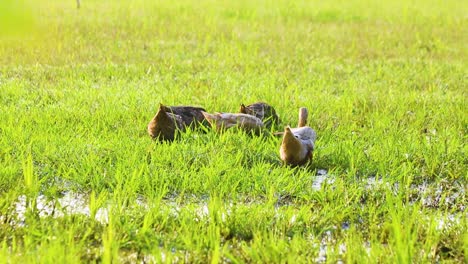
[0,0,466,262]
[0,0,466,64]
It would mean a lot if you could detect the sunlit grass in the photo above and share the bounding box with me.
[0,0,466,262]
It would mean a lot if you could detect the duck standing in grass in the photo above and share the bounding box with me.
[239,102,280,129]
[201,112,264,134]
[279,107,317,166]
[147,104,206,141]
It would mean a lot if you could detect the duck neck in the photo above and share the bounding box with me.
[298,107,308,127]
[282,129,303,154]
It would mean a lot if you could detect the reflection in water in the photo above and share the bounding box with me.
[10,173,464,263]
[15,192,108,225]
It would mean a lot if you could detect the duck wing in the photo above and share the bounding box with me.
[290,126,317,149]
[165,106,207,126]
[220,113,264,130]
[202,112,264,132]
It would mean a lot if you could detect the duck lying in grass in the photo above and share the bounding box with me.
[147,104,206,141]
[201,112,264,133]
[239,102,280,129]
[279,107,317,166]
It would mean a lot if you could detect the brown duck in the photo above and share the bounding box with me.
[239,102,280,129]
[201,112,264,133]
[279,107,317,166]
[147,104,206,141]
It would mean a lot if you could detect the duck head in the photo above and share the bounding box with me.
[147,104,181,141]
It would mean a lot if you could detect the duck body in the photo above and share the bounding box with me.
[279,107,317,166]
[239,102,280,129]
[280,126,316,166]
[202,112,264,133]
[148,104,206,141]
[165,105,207,128]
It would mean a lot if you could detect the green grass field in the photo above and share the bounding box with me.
[0,0,466,262]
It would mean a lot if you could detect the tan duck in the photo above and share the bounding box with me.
[279,107,317,166]
[239,102,280,129]
[201,112,264,133]
[147,104,206,141]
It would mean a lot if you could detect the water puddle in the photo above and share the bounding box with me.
[8,172,465,264]
[11,173,464,228]
[312,169,336,191]
[14,192,109,226]
[411,180,465,211]
[7,180,465,264]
